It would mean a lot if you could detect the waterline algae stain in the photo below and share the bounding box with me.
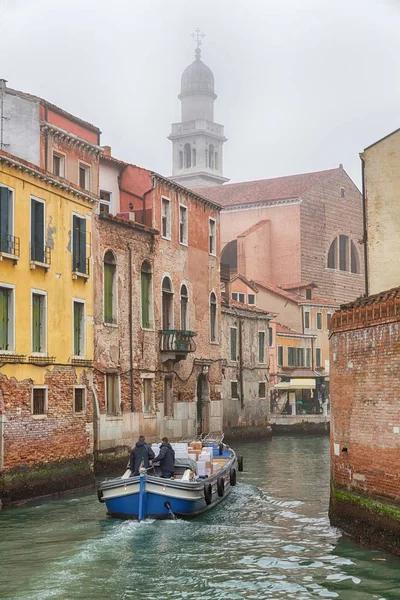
[0,437,399,600]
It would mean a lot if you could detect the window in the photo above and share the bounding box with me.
[161,198,171,239]
[0,185,14,254]
[210,292,217,342]
[316,312,322,330]
[179,205,188,245]
[316,348,322,367]
[180,284,188,330]
[32,291,46,354]
[179,151,183,169]
[72,215,87,274]
[230,327,237,361]
[232,292,238,301]
[73,300,85,357]
[259,382,266,398]
[32,387,47,415]
[340,186,345,199]
[248,294,255,305]
[277,345,283,367]
[192,148,196,167]
[231,381,238,398]
[79,163,90,190]
[0,285,14,351]
[288,347,304,367]
[268,326,273,347]
[52,152,65,177]
[184,143,191,168]
[238,293,245,303]
[104,251,117,324]
[162,276,174,330]
[100,190,111,215]
[306,347,311,368]
[106,374,120,415]
[164,376,173,417]
[142,377,153,413]
[304,311,310,329]
[258,331,265,363]
[141,261,152,329]
[327,235,359,274]
[74,387,85,413]
[209,144,215,169]
[306,288,312,300]
[209,218,216,255]
[31,198,45,263]
[327,313,332,329]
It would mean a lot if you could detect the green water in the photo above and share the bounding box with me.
[0,436,399,600]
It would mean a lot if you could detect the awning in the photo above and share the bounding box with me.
[274,379,316,391]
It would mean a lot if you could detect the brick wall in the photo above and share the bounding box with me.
[301,170,365,304]
[330,304,400,500]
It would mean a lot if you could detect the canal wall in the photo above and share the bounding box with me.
[329,289,400,556]
[270,414,330,434]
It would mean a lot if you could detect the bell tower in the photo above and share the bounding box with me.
[169,30,228,189]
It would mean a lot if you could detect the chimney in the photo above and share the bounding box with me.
[339,163,343,169]
[102,145,111,156]
[0,79,7,91]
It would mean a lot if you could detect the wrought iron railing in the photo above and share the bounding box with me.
[30,244,51,266]
[72,257,90,277]
[159,330,197,353]
[0,234,20,257]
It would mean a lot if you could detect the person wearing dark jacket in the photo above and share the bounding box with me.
[129,436,155,476]
[153,437,175,478]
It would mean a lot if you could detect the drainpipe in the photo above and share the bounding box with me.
[238,317,244,410]
[361,156,369,296]
[128,243,134,412]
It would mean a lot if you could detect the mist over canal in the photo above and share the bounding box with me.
[1,436,399,600]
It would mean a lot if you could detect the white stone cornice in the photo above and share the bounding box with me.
[40,122,103,157]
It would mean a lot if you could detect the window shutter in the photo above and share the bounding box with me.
[74,303,80,355]
[0,187,10,253]
[73,216,86,273]
[32,294,41,352]
[104,264,113,323]
[31,201,44,262]
[141,272,150,328]
[0,288,9,350]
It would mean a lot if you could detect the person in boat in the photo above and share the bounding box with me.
[152,437,175,478]
[129,435,155,476]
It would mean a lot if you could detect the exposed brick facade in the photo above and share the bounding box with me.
[329,290,400,554]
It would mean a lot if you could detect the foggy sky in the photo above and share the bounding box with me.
[1,0,400,187]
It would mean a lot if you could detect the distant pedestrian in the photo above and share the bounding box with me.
[153,437,175,478]
[129,435,155,476]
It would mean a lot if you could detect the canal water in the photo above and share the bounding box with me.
[1,436,399,600]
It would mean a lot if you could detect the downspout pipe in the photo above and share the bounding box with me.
[361,156,369,297]
[128,243,134,412]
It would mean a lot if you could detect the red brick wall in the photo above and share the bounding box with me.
[1,368,93,471]
[330,310,400,500]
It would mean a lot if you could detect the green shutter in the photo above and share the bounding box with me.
[141,272,150,328]
[73,216,86,273]
[278,346,283,366]
[31,200,44,262]
[0,187,10,253]
[32,294,41,352]
[104,264,114,323]
[74,303,81,355]
[0,288,9,350]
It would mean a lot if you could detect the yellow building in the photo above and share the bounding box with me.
[0,151,96,501]
[361,128,400,295]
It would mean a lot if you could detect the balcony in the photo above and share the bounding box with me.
[159,330,196,362]
[72,257,90,280]
[30,244,51,271]
[0,234,20,264]
[170,119,225,139]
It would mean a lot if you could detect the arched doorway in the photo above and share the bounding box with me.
[197,373,210,435]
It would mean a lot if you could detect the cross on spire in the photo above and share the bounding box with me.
[192,28,205,49]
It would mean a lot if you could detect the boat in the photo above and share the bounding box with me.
[97,434,243,520]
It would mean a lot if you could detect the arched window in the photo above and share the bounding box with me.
[209,144,215,169]
[162,276,174,330]
[180,284,189,331]
[104,250,116,324]
[210,292,217,342]
[327,236,360,274]
[179,151,183,169]
[192,148,196,167]
[141,260,152,329]
[221,240,238,274]
[184,143,191,168]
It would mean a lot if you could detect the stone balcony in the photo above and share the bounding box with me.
[169,119,225,139]
[159,330,197,363]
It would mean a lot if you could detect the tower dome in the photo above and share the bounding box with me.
[180,48,216,98]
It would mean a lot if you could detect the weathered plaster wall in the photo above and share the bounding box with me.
[2,91,40,165]
[362,131,400,295]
